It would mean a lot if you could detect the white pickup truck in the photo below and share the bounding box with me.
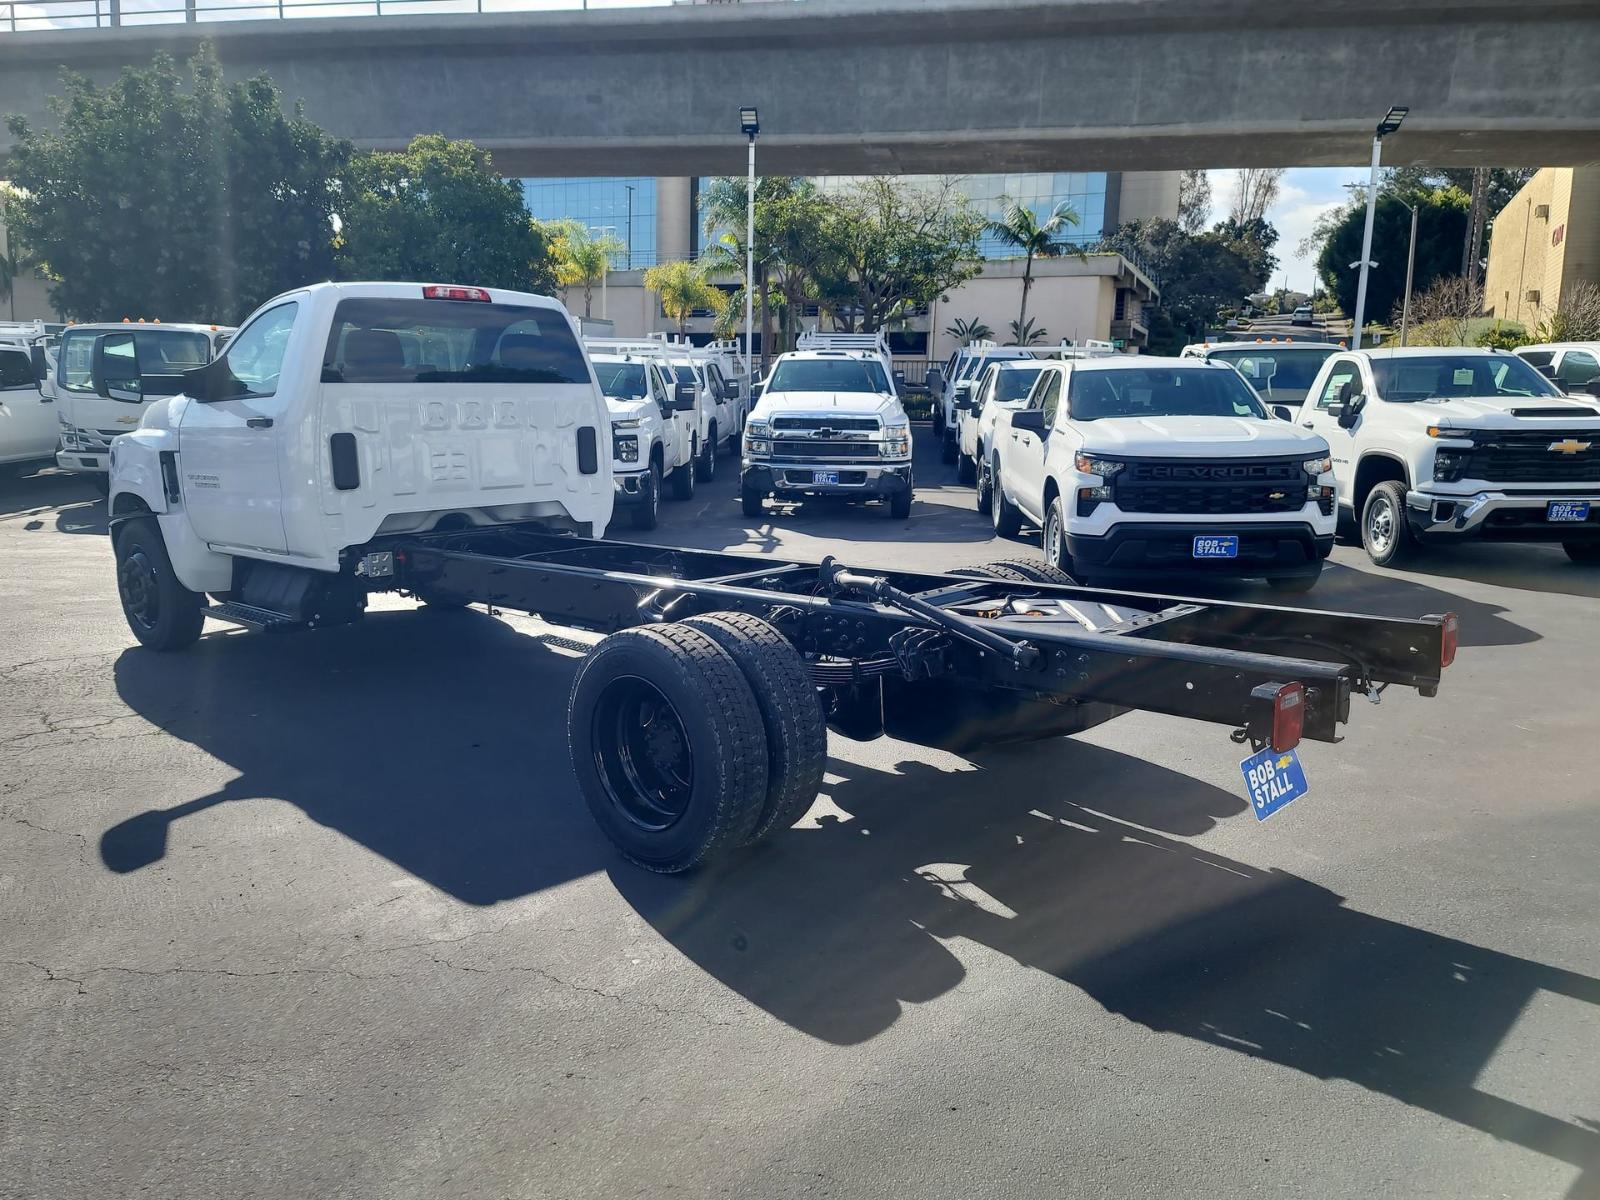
[989,355,1338,591]
[740,347,913,519]
[587,347,698,529]
[0,328,55,467]
[1297,347,1600,565]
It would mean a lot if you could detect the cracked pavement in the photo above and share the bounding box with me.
[3,450,1600,1200]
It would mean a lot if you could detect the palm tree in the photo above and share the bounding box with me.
[983,200,1087,334]
[1008,317,1050,346]
[548,220,625,320]
[944,317,994,346]
[644,259,727,334]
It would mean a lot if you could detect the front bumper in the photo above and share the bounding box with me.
[743,460,912,499]
[1405,488,1600,543]
[1067,521,1333,579]
[56,449,108,474]
[613,469,651,505]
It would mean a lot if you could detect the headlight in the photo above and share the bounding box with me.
[746,420,771,439]
[1432,449,1470,483]
[1300,454,1334,476]
[612,417,643,431]
[745,438,771,456]
[883,424,911,459]
[60,427,80,449]
[613,435,639,464]
[1074,453,1125,477]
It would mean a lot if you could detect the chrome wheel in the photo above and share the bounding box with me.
[1365,492,1396,556]
[1045,507,1064,567]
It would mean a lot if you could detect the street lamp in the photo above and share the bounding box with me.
[740,106,759,397]
[624,184,634,270]
[1351,105,1409,351]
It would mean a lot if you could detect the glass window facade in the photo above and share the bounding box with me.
[520,177,658,268]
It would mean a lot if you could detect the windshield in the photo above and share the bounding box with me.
[1370,355,1563,401]
[593,361,649,400]
[988,366,1043,404]
[1069,366,1269,420]
[672,365,698,384]
[767,357,890,394]
[1207,347,1336,398]
[322,299,590,384]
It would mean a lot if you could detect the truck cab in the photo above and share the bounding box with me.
[741,347,913,519]
[1298,347,1600,566]
[107,282,612,649]
[989,356,1338,591]
[53,321,232,489]
[588,347,698,529]
[0,323,56,467]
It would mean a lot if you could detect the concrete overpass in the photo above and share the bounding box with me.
[3,0,1599,176]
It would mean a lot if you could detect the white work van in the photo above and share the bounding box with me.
[989,356,1338,591]
[587,346,698,530]
[107,282,612,649]
[1297,347,1600,565]
[0,327,56,466]
[53,322,232,490]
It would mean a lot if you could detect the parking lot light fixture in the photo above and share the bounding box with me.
[1352,104,1409,351]
[740,106,759,396]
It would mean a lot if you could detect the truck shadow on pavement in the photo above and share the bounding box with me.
[616,744,1600,1197]
[101,609,613,905]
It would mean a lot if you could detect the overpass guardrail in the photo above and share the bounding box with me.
[1,0,677,33]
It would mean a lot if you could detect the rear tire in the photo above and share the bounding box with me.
[741,482,765,519]
[956,453,976,486]
[699,425,717,482]
[567,624,769,873]
[628,462,662,531]
[113,516,204,651]
[975,456,994,516]
[952,559,1078,586]
[670,444,697,501]
[683,613,826,841]
[991,466,1023,538]
[1361,480,1415,567]
[1564,541,1600,565]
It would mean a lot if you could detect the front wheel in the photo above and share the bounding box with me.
[956,453,976,486]
[699,425,718,481]
[888,487,912,520]
[629,462,662,531]
[975,457,994,516]
[113,516,204,651]
[1042,496,1073,572]
[1361,480,1415,567]
[670,445,697,501]
[1565,541,1600,565]
[991,466,1023,538]
[741,481,765,519]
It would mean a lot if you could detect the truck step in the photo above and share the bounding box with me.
[204,601,303,631]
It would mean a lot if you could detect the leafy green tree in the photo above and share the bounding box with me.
[339,135,553,294]
[983,200,1085,332]
[643,259,726,334]
[1097,218,1266,336]
[1212,216,1279,292]
[1316,189,1468,322]
[548,220,624,319]
[944,317,994,346]
[810,178,982,333]
[4,45,348,322]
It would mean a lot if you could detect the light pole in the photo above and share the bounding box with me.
[624,184,634,270]
[1396,197,1419,346]
[740,106,759,398]
[1350,105,1408,351]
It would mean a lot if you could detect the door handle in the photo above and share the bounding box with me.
[246,417,274,429]
[1300,421,1315,428]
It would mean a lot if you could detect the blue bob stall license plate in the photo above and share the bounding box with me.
[1547,500,1590,522]
[814,471,840,486]
[1240,746,1310,821]
[1193,535,1240,559]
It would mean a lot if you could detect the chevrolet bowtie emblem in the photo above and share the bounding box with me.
[1549,438,1593,454]
[1268,491,1287,500]
[116,416,140,425]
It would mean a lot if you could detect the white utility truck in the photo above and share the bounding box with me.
[586,341,699,529]
[741,337,913,519]
[106,281,1458,872]
[54,321,233,491]
[988,356,1339,592]
[1297,347,1600,565]
[0,322,56,466]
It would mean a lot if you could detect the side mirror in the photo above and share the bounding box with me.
[750,382,764,401]
[29,345,49,391]
[1271,405,1295,422]
[1011,408,1047,435]
[1336,395,1365,428]
[1576,376,1600,397]
[926,367,944,392]
[91,333,143,403]
[673,381,698,411]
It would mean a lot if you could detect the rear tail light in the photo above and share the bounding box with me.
[422,285,492,302]
[1439,612,1458,668]
[1271,682,1304,752]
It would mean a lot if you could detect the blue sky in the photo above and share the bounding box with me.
[1207,166,1368,294]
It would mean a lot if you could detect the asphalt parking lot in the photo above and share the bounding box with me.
[3,429,1599,1200]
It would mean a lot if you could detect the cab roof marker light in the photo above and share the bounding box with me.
[423,285,492,302]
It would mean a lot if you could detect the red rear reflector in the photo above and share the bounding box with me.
[422,285,492,302]
[1272,682,1304,753]
[1440,612,1458,668]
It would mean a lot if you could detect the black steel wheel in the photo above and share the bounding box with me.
[568,624,769,872]
[113,516,204,651]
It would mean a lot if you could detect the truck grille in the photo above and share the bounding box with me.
[770,439,878,460]
[1462,430,1600,483]
[771,416,880,432]
[1113,458,1307,515]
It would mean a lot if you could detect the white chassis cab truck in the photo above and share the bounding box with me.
[1296,347,1600,566]
[107,281,1459,873]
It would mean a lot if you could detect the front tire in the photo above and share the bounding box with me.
[567,624,770,873]
[888,487,913,520]
[1565,541,1600,565]
[991,465,1023,538]
[628,462,662,531]
[741,482,765,519]
[113,516,204,651]
[1361,480,1415,567]
[699,424,718,482]
[1042,496,1073,573]
[670,444,697,501]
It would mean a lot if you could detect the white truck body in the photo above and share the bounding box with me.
[740,347,914,518]
[989,355,1337,589]
[1296,346,1600,564]
[53,322,233,481]
[0,335,56,466]
[109,282,612,596]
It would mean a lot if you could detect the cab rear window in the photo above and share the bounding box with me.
[321,298,590,385]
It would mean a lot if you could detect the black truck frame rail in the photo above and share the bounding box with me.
[383,527,1452,747]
